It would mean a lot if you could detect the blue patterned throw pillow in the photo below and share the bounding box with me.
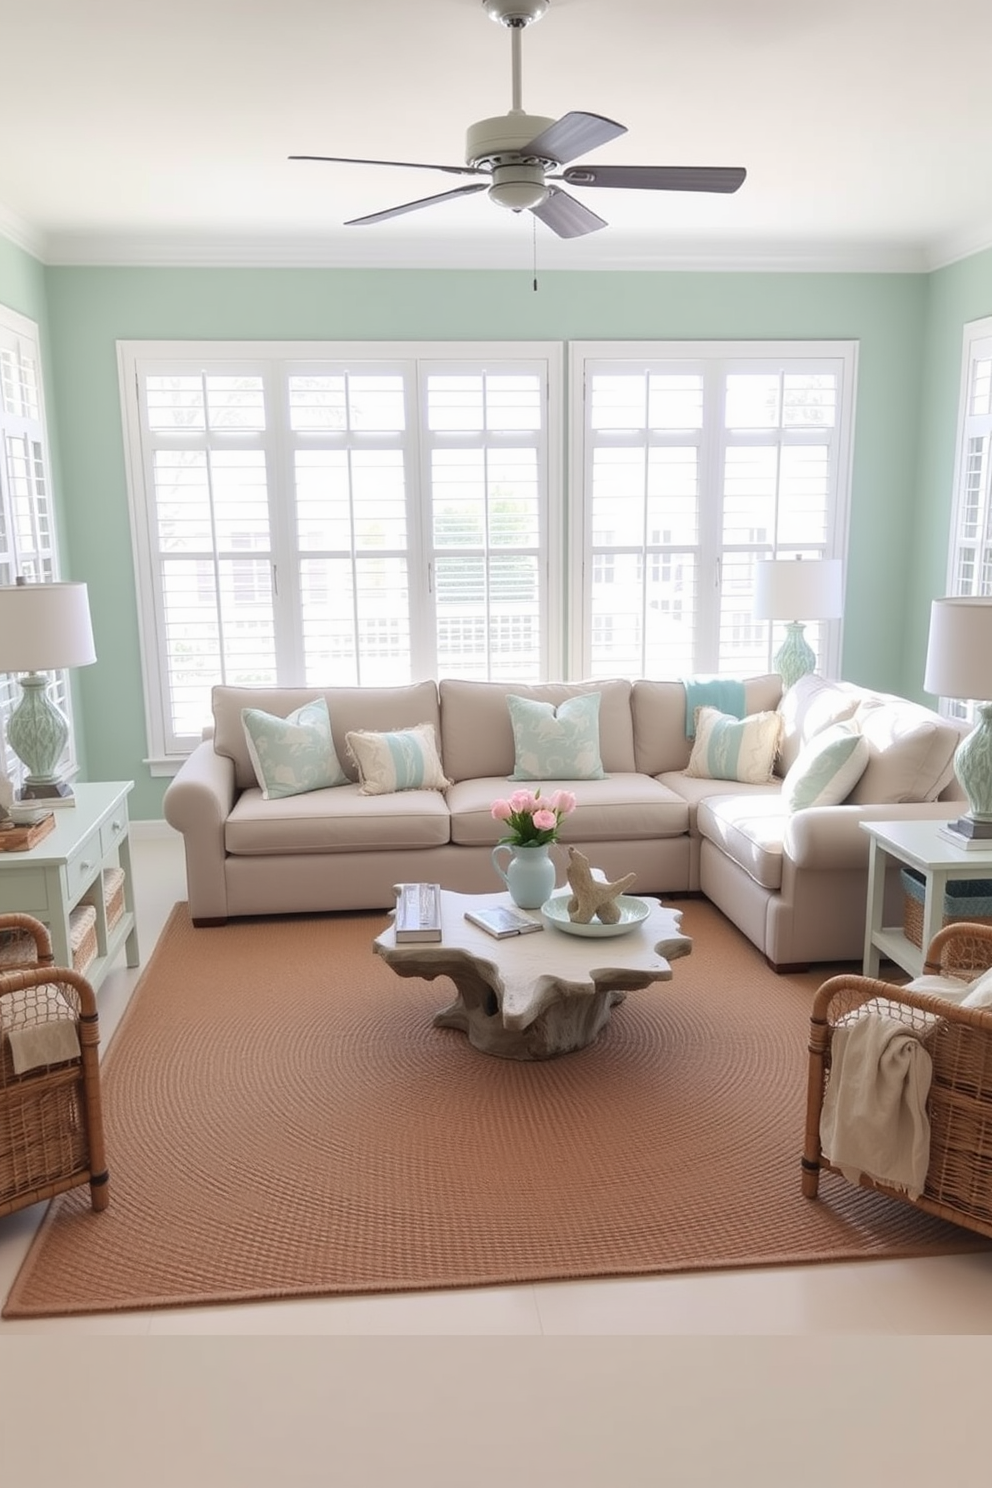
[506,693,607,781]
[241,698,348,799]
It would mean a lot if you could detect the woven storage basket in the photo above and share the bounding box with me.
[69,903,98,976]
[901,867,992,950]
[103,866,126,931]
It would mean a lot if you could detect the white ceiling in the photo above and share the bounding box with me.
[4,0,992,272]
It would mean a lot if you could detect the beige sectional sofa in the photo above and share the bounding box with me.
[163,672,968,970]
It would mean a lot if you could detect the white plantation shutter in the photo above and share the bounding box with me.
[0,306,73,786]
[120,343,559,763]
[572,343,855,680]
[943,318,992,721]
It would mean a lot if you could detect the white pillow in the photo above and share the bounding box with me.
[345,722,450,797]
[780,722,869,812]
[961,966,992,1010]
[684,707,782,785]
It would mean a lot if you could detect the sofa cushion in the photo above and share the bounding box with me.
[845,700,962,804]
[631,675,782,777]
[439,678,635,783]
[776,674,861,775]
[697,796,790,891]
[345,723,450,796]
[685,707,782,785]
[780,722,869,811]
[225,783,451,855]
[506,692,607,781]
[446,774,689,847]
[241,698,349,800]
[212,682,441,792]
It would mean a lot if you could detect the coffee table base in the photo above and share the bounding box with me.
[431,964,627,1061]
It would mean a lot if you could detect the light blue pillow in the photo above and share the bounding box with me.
[241,698,348,800]
[506,693,606,781]
[781,722,869,811]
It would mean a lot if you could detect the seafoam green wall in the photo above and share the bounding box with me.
[905,246,992,701]
[41,265,928,819]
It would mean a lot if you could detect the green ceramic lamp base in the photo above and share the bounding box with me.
[773,622,817,691]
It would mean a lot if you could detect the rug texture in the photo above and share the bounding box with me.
[5,899,989,1317]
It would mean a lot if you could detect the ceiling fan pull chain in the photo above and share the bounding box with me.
[533,212,538,292]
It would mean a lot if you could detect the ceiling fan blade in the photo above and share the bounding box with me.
[345,183,488,226]
[290,154,484,180]
[522,112,627,165]
[530,187,607,239]
[561,165,747,194]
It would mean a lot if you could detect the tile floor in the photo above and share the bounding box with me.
[3,826,992,1338]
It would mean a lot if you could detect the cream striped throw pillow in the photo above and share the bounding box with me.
[685,706,782,785]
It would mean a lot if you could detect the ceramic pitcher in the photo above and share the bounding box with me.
[491,842,557,910]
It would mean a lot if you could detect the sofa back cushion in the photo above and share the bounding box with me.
[775,674,861,776]
[845,697,964,804]
[631,675,782,777]
[212,682,441,792]
[439,679,634,784]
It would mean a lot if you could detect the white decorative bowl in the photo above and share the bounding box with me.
[540,891,654,938]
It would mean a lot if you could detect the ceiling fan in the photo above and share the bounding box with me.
[290,0,746,239]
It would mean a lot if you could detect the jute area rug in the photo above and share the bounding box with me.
[5,899,989,1318]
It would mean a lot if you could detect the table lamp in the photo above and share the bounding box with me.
[0,579,96,803]
[924,595,992,843]
[753,557,844,689]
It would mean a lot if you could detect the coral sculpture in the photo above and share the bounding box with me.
[565,847,636,924]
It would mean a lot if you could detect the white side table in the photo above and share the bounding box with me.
[861,818,992,978]
[0,781,140,991]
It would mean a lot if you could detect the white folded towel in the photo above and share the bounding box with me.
[819,1007,932,1199]
[5,1017,81,1075]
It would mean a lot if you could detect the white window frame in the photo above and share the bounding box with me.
[118,341,563,771]
[0,303,76,789]
[568,340,858,679]
[942,315,992,721]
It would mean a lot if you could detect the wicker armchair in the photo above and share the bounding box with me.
[0,912,109,1219]
[802,921,992,1239]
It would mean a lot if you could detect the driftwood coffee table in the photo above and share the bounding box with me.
[373,889,692,1061]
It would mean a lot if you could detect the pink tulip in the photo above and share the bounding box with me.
[509,790,534,813]
[532,808,556,831]
[490,799,512,822]
[554,790,577,815]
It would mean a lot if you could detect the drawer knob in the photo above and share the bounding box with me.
[111,820,122,831]
[80,860,92,873]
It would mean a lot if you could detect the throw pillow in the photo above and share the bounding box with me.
[241,698,348,800]
[506,692,607,781]
[345,722,450,796]
[780,722,869,812]
[684,706,782,785]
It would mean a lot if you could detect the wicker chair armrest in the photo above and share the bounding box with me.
[923,921,992,978]
[0,912,54,969]
[0,963,98,1021]
[812,972,992,1034]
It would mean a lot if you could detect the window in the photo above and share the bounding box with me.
[943,316,992,719]
[0,304,74,787]
[119,343,561,763]
[570,342,856,680]
[121,337,856,770]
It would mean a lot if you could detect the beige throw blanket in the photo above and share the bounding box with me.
[819,1008,933,1199]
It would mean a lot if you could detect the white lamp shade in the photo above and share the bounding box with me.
[753,558,844,621]
[0,581,97,672]
[924,596,992,700]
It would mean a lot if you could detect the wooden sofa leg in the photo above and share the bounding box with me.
[191,917,229,928]
[767,957,810,974]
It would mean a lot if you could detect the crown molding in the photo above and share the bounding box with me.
[924,218,992,272]
[0,203,48,261]
[34,228,929,274]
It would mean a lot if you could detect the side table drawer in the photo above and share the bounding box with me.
[64,829,102,902]
[101,809,129,858]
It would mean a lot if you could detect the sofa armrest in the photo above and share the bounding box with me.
[163,741,237,922]
[784,800,962,872]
